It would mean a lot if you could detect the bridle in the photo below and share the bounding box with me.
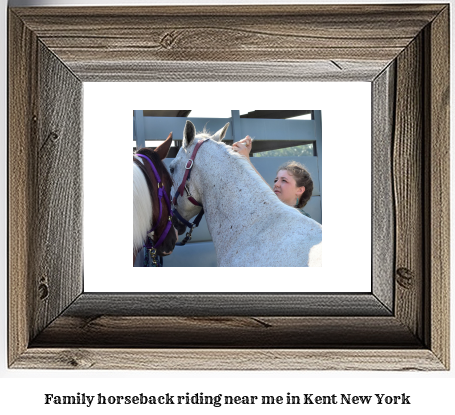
[135,153,174,266]
[172,138,208,246]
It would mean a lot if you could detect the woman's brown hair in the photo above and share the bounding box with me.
[277,161,313,208]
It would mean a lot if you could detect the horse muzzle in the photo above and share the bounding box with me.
[171,210,189,235]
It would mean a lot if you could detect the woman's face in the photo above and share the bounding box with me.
[273,170,305,207]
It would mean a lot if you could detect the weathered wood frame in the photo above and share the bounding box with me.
[8,5,450,370]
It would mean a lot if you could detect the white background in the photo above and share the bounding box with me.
[1,0,454,414]
[84,82,371,292]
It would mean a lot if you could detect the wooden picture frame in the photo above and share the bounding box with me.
[8,4,450,370]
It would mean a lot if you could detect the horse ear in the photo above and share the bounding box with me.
[183,120,196,147]
[212,122,230,142]
[155,132,173,160]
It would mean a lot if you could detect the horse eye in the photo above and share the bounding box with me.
[170,167,174,174]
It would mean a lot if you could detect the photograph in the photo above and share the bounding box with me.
[133,110,323,268]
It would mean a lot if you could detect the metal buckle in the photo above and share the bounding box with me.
[185,159,194,169]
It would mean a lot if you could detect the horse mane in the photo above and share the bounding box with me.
[193,132,280,208]
[134,147,174,233]
[195,128,212,139]
[135,147,173,185]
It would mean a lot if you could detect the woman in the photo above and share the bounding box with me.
[232,136,313,217]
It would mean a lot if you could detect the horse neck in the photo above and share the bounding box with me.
[194,141,281,241]
[133,161,153,254]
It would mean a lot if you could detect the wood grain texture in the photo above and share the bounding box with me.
[8,11,39,366]
[59,293,392,317]
[393,34,424,340]
[8,4,450,370]
[425,7,450,369]
[69,61,388,82]
[33,42,83,339]
[9,11,84,366]
[31,316,420,348]
[11,5,444,82]
[13,349,445,371]
[372,63,395,312]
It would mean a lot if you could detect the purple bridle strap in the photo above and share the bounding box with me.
[154,218,173,248]
[135,153,173,249]
[136,153,161,183]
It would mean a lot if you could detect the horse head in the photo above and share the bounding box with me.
[134,132,177,258]
[170,120,230,235]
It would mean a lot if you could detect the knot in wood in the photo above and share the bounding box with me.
[48,132,59,142]
[396,267,414,289]
[160,31,180,49]
[60,350,94,369]
[38,281,49,300]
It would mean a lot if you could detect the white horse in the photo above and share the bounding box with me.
[170,121,322,267]
[133,133,177,266]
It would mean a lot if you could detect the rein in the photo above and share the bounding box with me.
[135,153,173,266]
[172,138,208,246]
